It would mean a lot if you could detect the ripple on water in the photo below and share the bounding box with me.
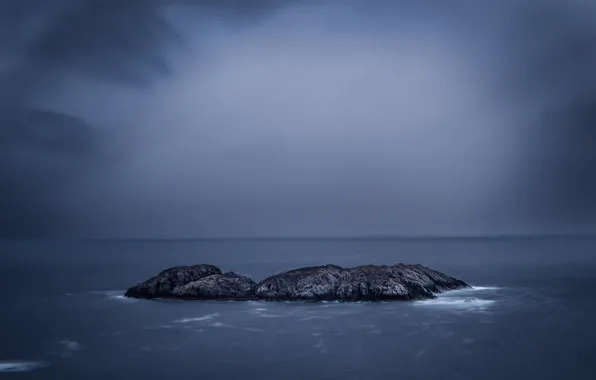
[174,313,220,323]
[0,361,47,373]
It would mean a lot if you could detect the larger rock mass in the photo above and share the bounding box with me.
[255,264,469,301]
[125,263,469,301]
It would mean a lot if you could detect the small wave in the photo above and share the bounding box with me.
[363,324,382,334]
[174,313,220,323]
[108,295,135,302]
[248,308,268,315]
[247,301,267,305]
[414,297,496,310]
[0,361,47,372]
[207,322,264,332]
[88,290,136,302]
[313,339,328,354]
[242,327,265,333]
[258,313,288,318]
[299,316,333,321]
[446,286,501,294]
[59,340,81,351]
[89,290,121,295]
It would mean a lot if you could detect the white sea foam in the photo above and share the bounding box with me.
[414,297,496,310]
[445,286,501,294]
[471,286,501,291]
[174,313,220,323]
[0,361,47,372]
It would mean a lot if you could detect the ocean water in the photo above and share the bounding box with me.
[1,238,596,379]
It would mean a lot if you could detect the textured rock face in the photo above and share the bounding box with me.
[172,272,256,300]
[255,264,470,301]
[124,263,469,301]
[124,264,222,298]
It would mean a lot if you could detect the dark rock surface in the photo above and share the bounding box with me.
[255,264,469,301]
[124,264,222,298]
[125,263,469,301]
[172,272,256,300]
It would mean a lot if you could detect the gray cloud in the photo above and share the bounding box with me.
[0,0,291,238]
[1,0,596,238]
[506,1,596,227]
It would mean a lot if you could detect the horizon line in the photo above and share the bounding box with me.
[77,232,596,241]
[3,232,596,242]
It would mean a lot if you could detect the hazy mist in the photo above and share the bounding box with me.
[1,0,596,238]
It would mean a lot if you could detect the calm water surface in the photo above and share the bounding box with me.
[1,238,595,379]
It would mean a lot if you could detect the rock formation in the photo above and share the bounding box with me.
[125,263,469,301]
[255,264,469,301]
[124,264,222,298]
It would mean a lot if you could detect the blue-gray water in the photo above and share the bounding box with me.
[1,238,596,379]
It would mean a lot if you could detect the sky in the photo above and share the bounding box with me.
[1,0,596,238]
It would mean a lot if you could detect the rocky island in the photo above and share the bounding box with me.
[125,263,470,301]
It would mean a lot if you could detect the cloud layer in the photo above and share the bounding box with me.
[1,0,595,237]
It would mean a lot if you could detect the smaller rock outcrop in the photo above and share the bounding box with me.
[124,264,221,299]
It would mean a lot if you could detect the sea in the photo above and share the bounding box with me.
[1,237,595,379]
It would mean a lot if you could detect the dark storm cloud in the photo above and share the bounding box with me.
[25,2,175,85]
[0,0,292,238]
[0,0,178,237]
[1,0,596,238]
